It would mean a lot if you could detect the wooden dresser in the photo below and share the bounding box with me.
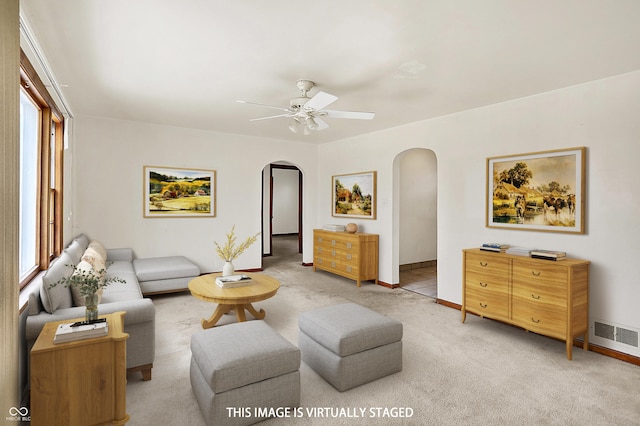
[462,248,590,360]
[30,311,129,425]
[313,229,379,287]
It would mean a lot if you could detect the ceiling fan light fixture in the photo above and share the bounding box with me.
[306,116,319,130]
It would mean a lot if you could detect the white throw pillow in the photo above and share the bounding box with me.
[88,240,107,262]
[82,247,106,273]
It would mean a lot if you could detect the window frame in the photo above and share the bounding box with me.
[19,50,64,288]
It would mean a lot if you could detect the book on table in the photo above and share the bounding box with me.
[480,243,510,252]
[530,250,567,260]
[216,274,253,288]
[54,321,108,343]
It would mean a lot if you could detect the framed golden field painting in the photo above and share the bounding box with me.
[144,166,216,217]
[487,147,585,234]
[332,171,377,219]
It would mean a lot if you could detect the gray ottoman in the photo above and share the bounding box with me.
[298,302,403,392]
[190,321,301,426]
[133,256,200,295]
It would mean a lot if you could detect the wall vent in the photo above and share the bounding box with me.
[594,321,615,341]
[616,327,639,347]
[594,321,639,348]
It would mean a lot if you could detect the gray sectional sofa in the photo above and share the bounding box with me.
[25,234,156,380]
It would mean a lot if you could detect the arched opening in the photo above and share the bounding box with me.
[261,162,303,270]
[395,148,438,297]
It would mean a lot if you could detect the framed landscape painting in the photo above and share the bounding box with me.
[144,166,216,218]
[332,171,377,219]
[486,147,585,234]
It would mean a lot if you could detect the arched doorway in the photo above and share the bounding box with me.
[261,162,302,269]
[395,148,438,297]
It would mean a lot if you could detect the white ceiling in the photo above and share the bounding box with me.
[20,0,640,144]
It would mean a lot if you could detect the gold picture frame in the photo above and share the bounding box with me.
[143,166,216,218]
[487,147,585,233]
[332,171,377,219]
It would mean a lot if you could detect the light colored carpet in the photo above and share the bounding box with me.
[126,236,640,425]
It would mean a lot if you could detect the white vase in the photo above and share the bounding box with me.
[222,261,235,276]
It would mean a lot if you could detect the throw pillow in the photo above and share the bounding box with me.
[40,252,74,313]
[82,246,106,272]
[88,240,107,262]
[64,239,86,265]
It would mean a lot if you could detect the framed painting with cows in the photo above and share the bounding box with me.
[486,147,585,234]
[144,166,216,217]
[332,171,377,219]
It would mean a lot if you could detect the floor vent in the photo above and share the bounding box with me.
[594,321,639,348]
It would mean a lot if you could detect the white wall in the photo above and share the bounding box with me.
[72,117,318,273]
[318,71,640,356]
[70,71,640,357]
[272,168,299,234]
[398,149,437,264]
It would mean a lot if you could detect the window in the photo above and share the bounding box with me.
[19,51,64,288]
[19,89,40,280]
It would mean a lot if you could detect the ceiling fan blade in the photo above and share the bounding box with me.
[322,109,375,120]
[303,91,338,111]
[237,100,291,113]
[314,117,330,130]
[249,113,293,121]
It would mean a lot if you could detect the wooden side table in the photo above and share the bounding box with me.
[30,311,130,425]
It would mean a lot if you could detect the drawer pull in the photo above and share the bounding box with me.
[531,318,540,323]
[346,243,352,249]
[317,247,322,253]
[318,237,323,243]
[331,240,336,246]
[331,250,336,256]
[346,254,352,260]
[479,282,488,287]
[346,266,352,272]
[479,262,488,267]
[531,271,541,276]
[479,303,487,308]
[331,261,336,267]
[531,294,540,300]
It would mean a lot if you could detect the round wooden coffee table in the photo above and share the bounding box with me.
[188,272,280,329]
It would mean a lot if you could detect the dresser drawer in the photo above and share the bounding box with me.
[512,259,568,287]
[316,246,359,263]
[316,234,359,250]
[465,253,509,281]
[465,286,509,320]
[512,281,566,308]
[512,298,566,339]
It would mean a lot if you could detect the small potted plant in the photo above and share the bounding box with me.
[214,225,260,276]
[50,265,125,323]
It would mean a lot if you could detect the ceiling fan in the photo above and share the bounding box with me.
[237,80,375,135]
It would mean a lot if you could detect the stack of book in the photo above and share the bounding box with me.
[322,224,346,232]
[54,320,108,344]
[530,250,566,261]
[480,243,510,253]
[506,246,534,257]
[216,274,253,288]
